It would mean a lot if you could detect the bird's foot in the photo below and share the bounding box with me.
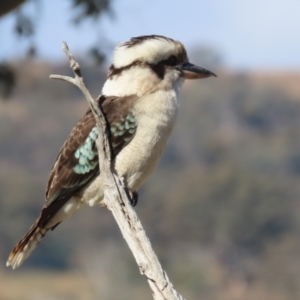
[127,190,139,207]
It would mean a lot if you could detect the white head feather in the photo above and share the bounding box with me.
[112,36,184,68]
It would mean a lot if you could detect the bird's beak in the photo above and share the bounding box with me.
[177,62,217,79]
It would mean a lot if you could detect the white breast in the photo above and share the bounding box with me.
[113,88,180,190]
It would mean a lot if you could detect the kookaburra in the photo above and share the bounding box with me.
[7,35,216,269]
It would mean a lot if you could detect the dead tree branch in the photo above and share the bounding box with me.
[50,41,185,300]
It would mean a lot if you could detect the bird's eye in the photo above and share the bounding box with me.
[165,55,178,67]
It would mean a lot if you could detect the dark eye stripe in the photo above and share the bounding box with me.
[164,55,178,67]
[150,55,179,79]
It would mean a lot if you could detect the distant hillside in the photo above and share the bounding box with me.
[248,71,300,98]
[1,60,300,300]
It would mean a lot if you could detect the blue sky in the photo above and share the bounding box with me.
[0,0,300,70]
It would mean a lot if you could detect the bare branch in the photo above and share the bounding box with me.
[50,41,185,300]
[49,75,76,85]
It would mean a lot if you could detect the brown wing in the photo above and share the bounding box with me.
[46,109,97,203]
[39,95,138,228]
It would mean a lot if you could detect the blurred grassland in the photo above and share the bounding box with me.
[1,61,300,299]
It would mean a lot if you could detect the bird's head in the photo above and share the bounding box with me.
[103,35,216,97]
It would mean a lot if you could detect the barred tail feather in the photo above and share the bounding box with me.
[6,223,48,270]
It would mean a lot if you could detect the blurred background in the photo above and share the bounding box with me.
[1,1,300,299]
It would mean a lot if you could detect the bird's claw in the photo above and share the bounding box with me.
[127,190,139,207]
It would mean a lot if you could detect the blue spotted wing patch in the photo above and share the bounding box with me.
[72,111,136,175]
[73,126,99,174]
[109,112,137,153]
